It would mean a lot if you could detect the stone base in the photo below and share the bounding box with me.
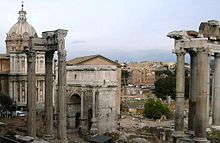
[193,137,208,143]
[172,131,186,143]
[44,135,54,142]
[172,131,185,138]
[178,137,193,143]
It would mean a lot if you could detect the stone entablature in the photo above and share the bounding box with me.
[66,65,118,87]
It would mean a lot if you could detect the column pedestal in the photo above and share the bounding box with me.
[80,118,87,134]
[90,118,98,135]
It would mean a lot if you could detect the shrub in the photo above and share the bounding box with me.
[143,98,171,120]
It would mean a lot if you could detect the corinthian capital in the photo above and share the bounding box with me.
[55,29,68,39]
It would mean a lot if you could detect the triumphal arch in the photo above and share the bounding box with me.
[168,20,220,143]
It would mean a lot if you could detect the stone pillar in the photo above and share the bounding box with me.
[80,89,86,133]
[188,51,198,135]
[207,57,210,127]
[116,68,122,117]
[27,48,36,137]
[194,49,208,142]
[45,51,54,137]
[56,30,68,142]
[80,90,84,120]
[212,53,220,126]
[92,89,96,120]
[173,49,185,141]
[91,89,97,133]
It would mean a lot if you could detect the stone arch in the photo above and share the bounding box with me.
[67,93,81,129]
[66,87,81,102]
[70,94,81,103]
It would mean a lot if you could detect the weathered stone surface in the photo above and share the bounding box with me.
[129,137,149,143]
[199,20,220,40]
[65,64,119,135]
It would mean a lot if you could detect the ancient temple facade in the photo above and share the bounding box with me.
[0,6,47,108]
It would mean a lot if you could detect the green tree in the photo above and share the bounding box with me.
[0,92,13,111]
[155,76,176,100]
[154,70,189,100]
[144,98,171,120]
[122,70,130,86]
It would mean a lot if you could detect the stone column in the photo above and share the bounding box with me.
[92,89,96,120]
[90,89,98,135]
[45,51,54,137]
[80,90,84,119]
[212,53,220,126]
[116,68,122,117]
[56,30,68,142]
[80,89,86,133]
[188,51,198,135]
[194,49,208,142]
[207,57,210,127]
[173,49,185,139]
[27,48,36,137]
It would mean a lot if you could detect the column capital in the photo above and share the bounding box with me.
[26,50,36,63]
[172,48,186,55]
[55,29,68,39]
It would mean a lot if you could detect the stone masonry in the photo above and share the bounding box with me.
[168,20,220,143]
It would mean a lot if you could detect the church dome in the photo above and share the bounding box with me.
[8,7,37,37]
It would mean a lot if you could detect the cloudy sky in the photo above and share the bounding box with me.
[0,0,219,62]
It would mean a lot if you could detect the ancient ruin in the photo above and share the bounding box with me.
[0,4,69,142]
[0,3,123,142]
[65,55,121,134]
[168,20,220,143]
[26,30,68,142]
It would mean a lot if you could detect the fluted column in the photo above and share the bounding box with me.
[212,53,220,126]
[45,51,54,137]
[188,51,198,135]
[173,49,185,142]
[194,49,208,142]
[27,48,36,137]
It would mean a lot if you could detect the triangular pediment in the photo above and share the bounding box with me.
[67,55,121,67]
